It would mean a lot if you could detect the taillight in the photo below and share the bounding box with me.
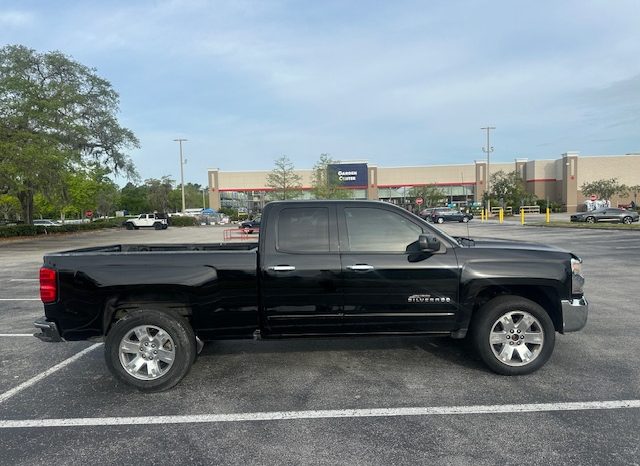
[40,267,57,303]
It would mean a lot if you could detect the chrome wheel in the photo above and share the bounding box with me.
[118,325,176,380]
[622,216,632,224]
[586,216,595,223]
[489,310,544,367]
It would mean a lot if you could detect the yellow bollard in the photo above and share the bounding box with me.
[481,209,485,222]
[521,209,525,225]
[546,207,550,223]
[499,208,504,224]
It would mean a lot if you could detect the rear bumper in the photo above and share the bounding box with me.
[561,297,588,332]
[34,317,63,342]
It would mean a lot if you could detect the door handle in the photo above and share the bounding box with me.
[346,264,374,271]
[269,265,296,272]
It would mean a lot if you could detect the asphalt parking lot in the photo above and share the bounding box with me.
[0,223,639,465]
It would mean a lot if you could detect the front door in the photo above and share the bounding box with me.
[260,205,343,335]
[338,205,460,334]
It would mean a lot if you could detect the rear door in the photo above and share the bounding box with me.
[260,204,343,335]
[338,205,460,334]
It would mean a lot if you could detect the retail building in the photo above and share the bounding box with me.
[207,152,640,213]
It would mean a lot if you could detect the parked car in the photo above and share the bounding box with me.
[35,200,587,391]
[430,209,473,224]
[570,208,639,224]
[33,219,62,227]
[123,214,168,230]
[419,207,449,221]
[239,216,261,233]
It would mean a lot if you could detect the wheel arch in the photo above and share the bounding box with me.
[465,284,563,334]
[103,292,193,335]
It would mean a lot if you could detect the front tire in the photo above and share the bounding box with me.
[471,295,555,375]
[105,310,196,392]
[462,216,470,223]
[437,217,444,224]
[622,216,632,224]
[586,216,596,223]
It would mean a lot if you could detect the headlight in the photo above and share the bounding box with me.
[571,257,584,295]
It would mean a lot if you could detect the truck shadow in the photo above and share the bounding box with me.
[197,335,485,372]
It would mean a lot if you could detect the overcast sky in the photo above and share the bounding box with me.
[1,0,639,186]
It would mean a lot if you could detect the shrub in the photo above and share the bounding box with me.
[168,216,199,227]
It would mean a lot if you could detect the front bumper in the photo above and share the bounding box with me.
[561,297,588,332]
[34,317,63,342]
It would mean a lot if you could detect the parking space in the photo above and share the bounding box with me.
[0,224,639,464]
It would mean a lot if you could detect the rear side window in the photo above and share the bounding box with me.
[344,207,422,252]
[277,207,330,252]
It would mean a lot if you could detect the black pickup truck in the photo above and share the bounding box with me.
[35,200,588,391]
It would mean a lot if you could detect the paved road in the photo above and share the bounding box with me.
[0,223,638,465]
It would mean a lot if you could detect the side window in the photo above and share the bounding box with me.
[277,207,330,252]
[344,207,423,252]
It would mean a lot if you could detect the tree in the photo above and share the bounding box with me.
[580,178,628,200]
[627,185,640,207]
[146,177,174,213]
[266,155,302,200]
[408,185,445,207]
[0,45,139,223]
[0,194,20,220]
[489,170,536,208]
[119,182,149,214]
[311,153,352,199]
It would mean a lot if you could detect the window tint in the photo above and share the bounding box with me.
[277,207,330,252]
[344,207,422,252]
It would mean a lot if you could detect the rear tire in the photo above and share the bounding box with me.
[125,222,134,230]
[471,295,555,375]
[437,217,444,224]
[105,310,196,392]
[154,222,162,230]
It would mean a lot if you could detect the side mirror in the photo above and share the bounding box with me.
[419,234,440,252]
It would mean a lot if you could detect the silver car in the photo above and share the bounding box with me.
[570,208,639,224]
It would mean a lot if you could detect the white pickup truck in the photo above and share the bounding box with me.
[123,213,168,230]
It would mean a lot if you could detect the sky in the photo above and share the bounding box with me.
[1,0,639,186]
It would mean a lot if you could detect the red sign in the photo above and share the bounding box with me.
[415,197,424,205]
[85,210,93,218]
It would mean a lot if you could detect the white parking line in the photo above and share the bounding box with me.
[0,343,101,405]
[1,399,638,429]
[8,279,38,282]
[0,299,40,301]
[0,334,33,337]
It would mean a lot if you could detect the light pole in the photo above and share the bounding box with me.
[481,126,495,215]
[202,187,207,209]
[173,138,187,213]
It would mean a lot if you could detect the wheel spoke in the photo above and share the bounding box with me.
[523,331,543,345]
[500,315,515,332]
[120,340,140,354]
[515,314,535,332]
[127,355,146,373]
[147,359,160,377]
[515,345,534,363]
[498,344,515,361]
[155,329,169,346]
[133,327,148,342]
[490,331,507,344]
[156,348,174,364]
